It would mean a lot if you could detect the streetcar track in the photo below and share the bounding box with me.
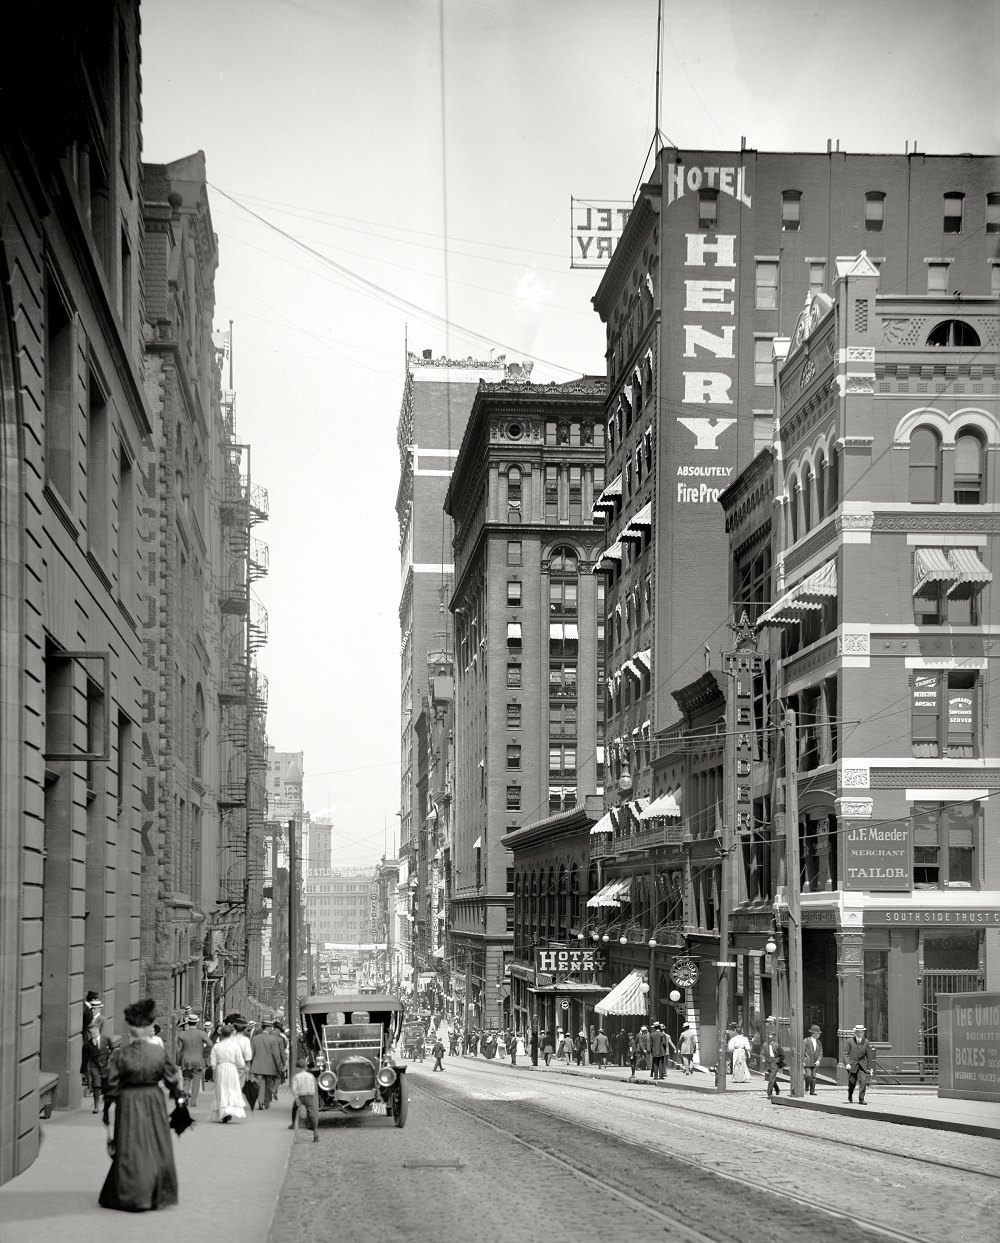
[438,1061,1000,1182]
[413,1075,945,1243]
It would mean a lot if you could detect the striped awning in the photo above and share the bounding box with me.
[639,792,681,821]
[587,879,624,907]
[636,650,652,671]
[946,547,991,599]
[595,969,648,1016]
[620,658,642,683]
[757,559,837,628]
[622,502,652,539]
[592,540,623,572]
[913,546,956,598]
[592,473,623,515]
[590,809,617,836]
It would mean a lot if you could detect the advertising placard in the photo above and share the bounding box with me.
[938,992,1000,1102]
[843,820,911,891]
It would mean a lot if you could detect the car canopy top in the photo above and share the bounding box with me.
[299,994,405,1016]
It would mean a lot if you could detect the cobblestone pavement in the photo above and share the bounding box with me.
[270,1059,999,1243]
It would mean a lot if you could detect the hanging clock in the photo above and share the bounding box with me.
[669,957,700,988]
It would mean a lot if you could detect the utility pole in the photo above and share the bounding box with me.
[287,817,297,1078]
[784,710,804,1097]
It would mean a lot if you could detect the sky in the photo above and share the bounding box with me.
[140,0,998,867]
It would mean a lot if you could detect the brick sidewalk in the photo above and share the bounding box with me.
[0,1094,296,1242]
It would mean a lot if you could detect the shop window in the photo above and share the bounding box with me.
[911,670,980,758]
[755,260,779,309]
[908,426,941,503]
[912,802,980,888]
[781,190,801,231]
[864,192,885,232]
[863,951,889,1042]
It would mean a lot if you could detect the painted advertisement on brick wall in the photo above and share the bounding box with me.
[843,821,911,891]
[938,992,1000,1102]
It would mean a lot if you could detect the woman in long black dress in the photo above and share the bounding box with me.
[100,997,186,1212]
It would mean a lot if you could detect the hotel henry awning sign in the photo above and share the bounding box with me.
[535,947,603,974]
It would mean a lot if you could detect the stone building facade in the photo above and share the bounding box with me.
[0,1,148,1180]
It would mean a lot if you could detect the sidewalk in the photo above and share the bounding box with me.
[0,1094,296,1243]
[476,1054,1000,1139]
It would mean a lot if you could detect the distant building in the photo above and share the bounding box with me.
[395,348,506,990]
[445,370,608,1030]
[305,866,376,949]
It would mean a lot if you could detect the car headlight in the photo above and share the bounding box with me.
[317,1070,337,1092]
[376,1065,397,1089]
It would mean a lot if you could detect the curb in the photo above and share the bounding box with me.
[769,1094,1000,1140]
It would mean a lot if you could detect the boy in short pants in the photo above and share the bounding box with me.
[288,1055,319,1142]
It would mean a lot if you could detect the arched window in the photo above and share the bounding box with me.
[789,476,800,543]
[909,426,941,503]
[926,320,980,348]
[549,546,578,575]
[815,452,827,521]
[954,430,985,504]
[802,469,814,534]
[828,448,841,511]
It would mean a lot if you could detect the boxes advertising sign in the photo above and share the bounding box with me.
[938,992,1000,1102]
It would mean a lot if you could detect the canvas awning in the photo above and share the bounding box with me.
[946,547,992,598]
[589,808,617,835]
[592,540,624,572]
[757,559,837,628]
[913,546,956,598]
[639,792,681,821]
[592,473,623,515]
[586,879,623,907]
[622,502,652,539]
[507,622,522,642]
[595,969,648,1016]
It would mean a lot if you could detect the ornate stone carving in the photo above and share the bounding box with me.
[836,513,874,532]
[839,628,870,656]
[846,347,875,362]
[835,798,873,818]
[800,359,817,389]
[840,765,870,789]
[872,514,1000,534]
[844,375,875,394]
[870,769,1000,789]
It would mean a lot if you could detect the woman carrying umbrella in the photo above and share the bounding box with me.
[99,998,188,1213]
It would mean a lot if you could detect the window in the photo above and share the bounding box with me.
[954,431,984,504]
[911,670,980,758]
[507,579,522,606]
[506,785,521,811]
[506,663,521,689]
[913,802,980,888]
[864,951,889,1042]
[943,192,964,234]
[549,546,578,574]
[756,260,778,309]
[506,744,521,770]
[506,701,521,729]
[908,426,941,502]
[545,421,557,446]
[507,466,522,505]
[548,702,577,738]
[569,466,582,524]
[987,193,1000,233]
[698,188,719,230]
[754,337,773,386]
[506,622,521,650]
[507,540,522,566]
[545,466,559,522]
[45,270,75,501]
[120,228,132,342]
[864,192,885,232]
[926,319,980,348]
[118,21,131,175]
[86,370,110,561]
[781,190,801,231]
[549,746,576,779]
[993,265,1000,299]
[548,664,576,697]
[549,579,577,617]
[926,262,949,294]
[117,440,135,607]
[808,261,826,296]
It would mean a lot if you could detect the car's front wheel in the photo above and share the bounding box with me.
[392,1077,408,1128]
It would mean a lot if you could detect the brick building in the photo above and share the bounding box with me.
[445,371,607,1030]
[0,2,148,1179]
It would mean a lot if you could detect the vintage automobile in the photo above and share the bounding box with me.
[298,994,408,1127]
[402,1021,425,1061]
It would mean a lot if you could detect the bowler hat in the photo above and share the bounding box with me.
[809,1024,822,1034]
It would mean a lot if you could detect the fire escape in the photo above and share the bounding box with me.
[217,430,269,997]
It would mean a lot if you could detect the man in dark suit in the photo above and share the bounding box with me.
[250,1017,287,1109]
[762,1019,784,1097]
[803,1024,823,1096]
[844,1022,873,1104]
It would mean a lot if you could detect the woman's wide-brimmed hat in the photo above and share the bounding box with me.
[123,997,157,1028]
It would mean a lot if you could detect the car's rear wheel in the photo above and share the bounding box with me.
[392,1077,408,1128]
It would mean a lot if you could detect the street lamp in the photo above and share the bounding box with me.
[619,935,628,946]
[765,933,778,955]
[669,989,681,1003]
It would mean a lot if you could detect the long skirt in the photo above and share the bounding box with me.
[212,1061,247,1121]
[99,1085,178,1212]
[732,1048,751,1083]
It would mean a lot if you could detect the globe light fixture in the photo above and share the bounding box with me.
[648,938,657,948]
[639,981,650,994]
[591,931,600,942]
[602,933,610,943]
[619,935,628,945]
[668,988,681,1003]
[577,932,584,941]
[765,935,778,955]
